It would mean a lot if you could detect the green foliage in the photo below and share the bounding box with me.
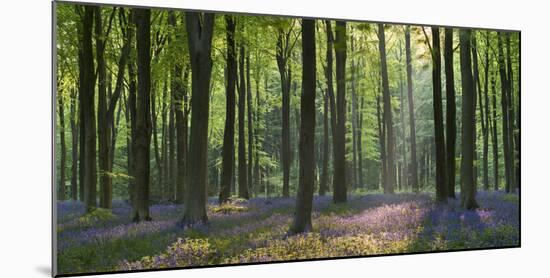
[76,208,116,226]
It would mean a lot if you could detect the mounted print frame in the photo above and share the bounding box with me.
[53,0,520,276]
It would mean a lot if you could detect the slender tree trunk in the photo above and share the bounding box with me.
[498,33,512,193]
[357,96,364,188]
[246,51,254,196]
[459,29,479,209]
[181,12,215,226]
[505,33,518,193]
[444,28,456,198]
[219,16,237,204]
[58,92,67,201]
[320,90,329,196]
[429,27,447,202]
[377,91,387,192]
[405,26,419,192]
[378,24,395,194]
[238,42,249,199]
[324,20,338,197]
[491,73,499,190]
[69,89,79,200]
[350,35,358,188]
[333,21,347,203]
[95,7,111,209]
[291,18,316,234]
[127,31,137,206]
[276,28,292,198]
[398,71,407,190]
[168,94,176,200]
[481,31,491,191]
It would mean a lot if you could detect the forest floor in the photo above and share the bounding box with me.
[56,191,519,275]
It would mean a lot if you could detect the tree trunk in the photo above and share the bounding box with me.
[219,16,237,203]
[69,89,79,200]
[350,35,358,188]
[378,24,395,194]
[324,20,338,198]
[290,19,316,234]
[491,72,499,190]
[58,91,67,201]
[459,29,479,209]
[505,33,518,193]
[429,27,447,202]
[481,31,491,191]
[181,12,215,226]
[357,96,364,188]
[238,41,249,199]
[132,8,152,222]
[376,91,387,192]
[246,51,254,197]
[498,32,512,193]
[405,26,419,192]
[333,21,347,203]
[443,28,456,198]
[320,90,329,196]
[79,6,97,212]
[276,28,292,198]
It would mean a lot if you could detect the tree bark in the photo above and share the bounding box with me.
[246,50,254,197]
[58,91,67,201]
[498,32,512,193]
[324,20,338,197]
[181,12,215,226]
[131,8,152,222]
[443,28,457,198]
[333,21,347,203]
[459,29,479,209]
[405,26,419,192]
[69,89,79,200]
[290,18,316,234]
[276,27,292,198]
[238,41,249,199]
[378,24,396,194]
[429,27,447,202]
[219,16,237,204]
[79,6,97,212]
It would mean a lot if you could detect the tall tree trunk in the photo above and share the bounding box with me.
[429,27,447,202]
[320,90,329,196]
[444,28,456,198]
[481,31,491,191]
[276,28,292,198]
[505,33,518,192]
[459,29,479,209]
[127,32,137,206]
[58,92,67,201]
[324,20,338,197]
[181,12,215,226]
[246,51,254,196]
[168,93,176,200]
[405,26,419,192]
[333,21,347,203]
[491,72,499,190]
[376,90,387,192]
[219,16,237,204]
[290,18,316,234]
[69,89,79,200]
[357,96,364,188]
[132,8,152,222]
[238,41,249,199]
[472,32,481,193]
[175,66,190,203]
[95,7,111,209]
[398,69,407,190]
[498,32,512,193]
[378,24,395,194]
[350,35,358,188]
[79,6,97,212]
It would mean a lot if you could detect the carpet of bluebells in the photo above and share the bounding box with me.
[56,191,519,275]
